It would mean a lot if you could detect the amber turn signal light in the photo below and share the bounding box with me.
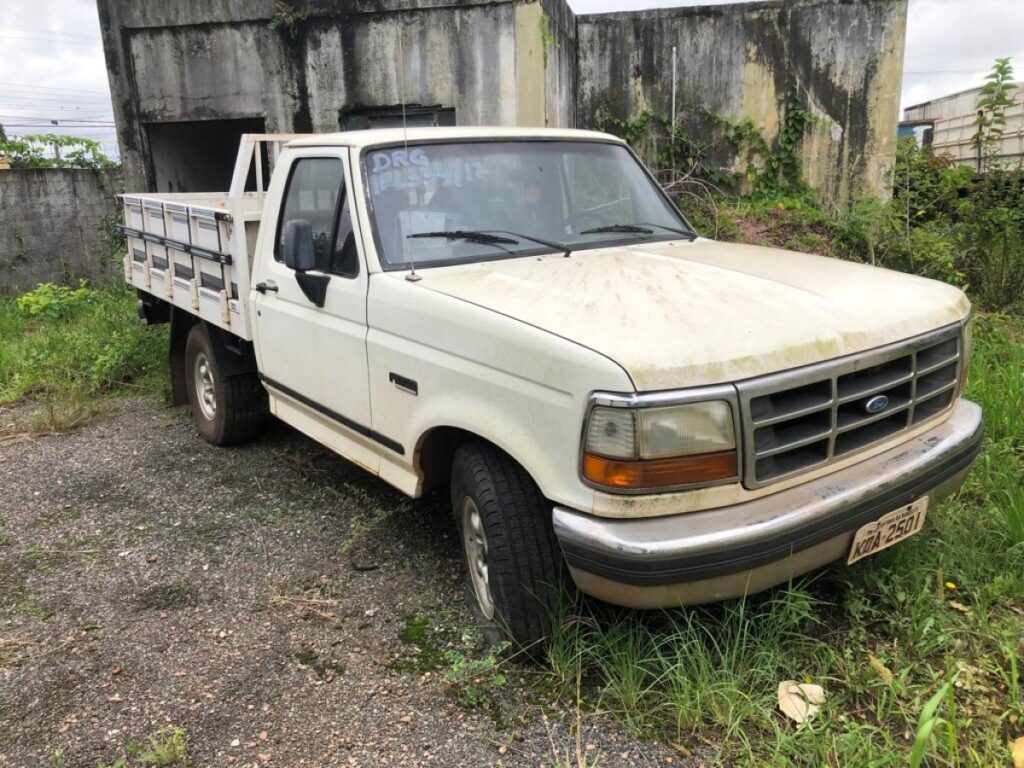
[583,450,738,491]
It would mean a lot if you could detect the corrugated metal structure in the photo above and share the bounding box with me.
[902,83,1024,170]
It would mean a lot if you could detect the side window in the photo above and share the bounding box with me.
[330,194,358,277]
[275,158,343,269]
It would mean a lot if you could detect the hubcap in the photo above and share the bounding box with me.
[461,496,495,620]
[194,352,217,421]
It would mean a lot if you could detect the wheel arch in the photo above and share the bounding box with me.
[170,310,258,406]
[414,424,542,498]
[169,308,200,406]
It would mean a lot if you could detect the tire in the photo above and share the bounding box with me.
[451,441,565,652]
[184,324,268,446]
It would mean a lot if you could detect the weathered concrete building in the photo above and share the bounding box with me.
[98,0,907,204]
[577,0,908,203]
[98,0,576,193]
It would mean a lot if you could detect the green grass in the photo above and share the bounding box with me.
[0,281,166,430]
[547,315,1024,766]
[3,280,1021,765]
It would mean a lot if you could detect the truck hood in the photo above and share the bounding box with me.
[407,239,971,391]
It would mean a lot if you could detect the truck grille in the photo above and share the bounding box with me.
[736,324,963,489]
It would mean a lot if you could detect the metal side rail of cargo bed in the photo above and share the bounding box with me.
[553,399,983,609]
[119,133,311,340]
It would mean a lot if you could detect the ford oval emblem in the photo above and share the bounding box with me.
[865,394,890,414]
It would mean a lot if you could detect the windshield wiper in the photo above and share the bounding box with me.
[580,222,697,240]
[408,230,520,246]
[408,230,571,257]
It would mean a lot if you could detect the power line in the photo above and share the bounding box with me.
[0,101,114,110]
[0,82,110,96]
[0,23,100,41]
[0,100,113,109]
[0,115,114,122]
[0,32,102,47]
[0,89,112,99]
[2,123,117,128]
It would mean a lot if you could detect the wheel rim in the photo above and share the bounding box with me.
[193,352,217,421]
[461,495,495,620]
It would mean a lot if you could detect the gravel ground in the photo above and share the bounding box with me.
[0,400,696,768]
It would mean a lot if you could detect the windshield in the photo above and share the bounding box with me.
[363,140,693,269]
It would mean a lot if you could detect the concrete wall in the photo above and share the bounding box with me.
[576,0,908,204]
[99,0,907,203]
[98,0,575,193]
[0,169,122,294]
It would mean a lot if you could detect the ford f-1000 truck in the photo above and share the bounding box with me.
[121,128,982,647]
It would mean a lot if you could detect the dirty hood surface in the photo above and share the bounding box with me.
[408,240,970,391]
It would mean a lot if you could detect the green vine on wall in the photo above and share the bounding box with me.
[268,0,309,38]
[710,88,819,196]
[595,87,820,199]
[539,13,558,71]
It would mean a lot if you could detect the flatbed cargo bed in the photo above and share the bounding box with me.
[119,134,309,340]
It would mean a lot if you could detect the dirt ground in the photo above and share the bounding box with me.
[0,400,692,768]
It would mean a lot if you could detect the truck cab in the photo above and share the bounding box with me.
[122,129,983,648]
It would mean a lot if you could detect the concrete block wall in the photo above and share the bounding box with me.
[0,169,122,294]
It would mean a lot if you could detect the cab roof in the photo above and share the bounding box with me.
[285,126,624,149]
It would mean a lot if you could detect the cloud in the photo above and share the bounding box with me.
[0,0,116,156]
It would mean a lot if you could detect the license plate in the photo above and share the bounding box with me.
[847,497,928,564]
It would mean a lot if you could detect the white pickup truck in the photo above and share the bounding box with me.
[121,128,983,647]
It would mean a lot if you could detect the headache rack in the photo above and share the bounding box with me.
[736,323,964,489]
[119,134,310,340]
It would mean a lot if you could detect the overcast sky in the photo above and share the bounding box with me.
[1,0,1021,160]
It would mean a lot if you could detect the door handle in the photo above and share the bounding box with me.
[255,280,278,294]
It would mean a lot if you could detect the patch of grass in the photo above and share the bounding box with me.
[443,641,510,710]
[136,725,187,766]
[0,281,166,431]
[32,505,83,531]
[12,597,53,620]
[550,317,1024,765]
[394,614,458,673]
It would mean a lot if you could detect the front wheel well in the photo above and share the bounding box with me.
[416,427,543,498]
[415,426,474,495]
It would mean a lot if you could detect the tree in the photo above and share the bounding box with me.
[0,133,115,170]
[973,57,1017,171]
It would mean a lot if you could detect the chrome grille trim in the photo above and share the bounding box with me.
[737,323,964,489]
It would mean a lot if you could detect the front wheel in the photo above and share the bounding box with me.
[184,325,268,446]
[451,441,564,651]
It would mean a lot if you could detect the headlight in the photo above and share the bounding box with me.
[582,399,739,492]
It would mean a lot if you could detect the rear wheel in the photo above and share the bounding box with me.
[451,441,564,652]
[184,325,268,445]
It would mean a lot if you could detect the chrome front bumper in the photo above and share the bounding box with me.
[553,399,983,609]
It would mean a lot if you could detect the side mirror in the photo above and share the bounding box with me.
[282,219,316,272]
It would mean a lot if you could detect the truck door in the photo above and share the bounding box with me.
[252,150,378,471]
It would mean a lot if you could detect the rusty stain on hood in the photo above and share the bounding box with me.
[410,239,971,391]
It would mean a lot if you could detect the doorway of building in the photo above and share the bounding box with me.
[146,118,267,192]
